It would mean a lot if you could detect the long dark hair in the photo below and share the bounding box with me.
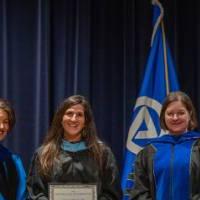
[38,95,105,177]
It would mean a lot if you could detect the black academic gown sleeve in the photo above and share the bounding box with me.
[26,152,48,200]
[129,145,156,200]
[98,146,122,200]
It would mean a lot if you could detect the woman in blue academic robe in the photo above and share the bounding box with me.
[130,91,200,200]
[0,99,26,200]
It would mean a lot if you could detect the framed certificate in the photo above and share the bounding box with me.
[49,183,97,200]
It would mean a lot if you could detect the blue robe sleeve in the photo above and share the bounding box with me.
[12,154,26,200]
[0,193,5,200]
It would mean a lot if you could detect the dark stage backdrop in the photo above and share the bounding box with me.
[0,0,200,175]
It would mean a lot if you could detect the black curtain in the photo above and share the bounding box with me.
[0,0,200,175]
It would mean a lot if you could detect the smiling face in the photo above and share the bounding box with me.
[164,101,190,135]
[0,108,10,141]
[62,104,85,142]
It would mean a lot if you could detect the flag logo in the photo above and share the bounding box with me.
[121,0,179,199]
[127,96,162,154]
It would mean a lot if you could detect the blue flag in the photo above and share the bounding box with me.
[121,0,179,199]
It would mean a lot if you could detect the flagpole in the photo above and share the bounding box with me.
[121,1,179,198]
[161,21,170,95]
[151,0,170,95]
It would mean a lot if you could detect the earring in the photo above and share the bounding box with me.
[81,129,87,137]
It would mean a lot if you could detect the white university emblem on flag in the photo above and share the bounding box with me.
[126,96,166,154]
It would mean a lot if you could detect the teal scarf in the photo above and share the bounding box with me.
[61,139,87,152]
